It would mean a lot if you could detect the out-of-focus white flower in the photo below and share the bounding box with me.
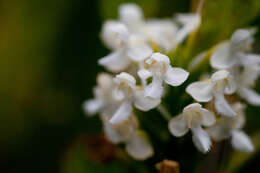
[119,3,144,33]
[144,19,178,52]
[118,3,200,52]
[175,13,201,43]
[210,29,260,69]
[186,70,237,116]
[207,103,254,153]
[169,103,215,153]
[138,53,189,99]
[99,21,152,72]
[119,4,179,52]
[110,72,160,124]
[82,73,119,116]
[102,114,154,160]
[236,64,260,105]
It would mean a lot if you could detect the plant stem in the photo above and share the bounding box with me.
[156,105,172,121]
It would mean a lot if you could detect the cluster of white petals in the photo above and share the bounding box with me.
[83,3,196,159]
[210,29,260,105]
[83,2,259,159]
[99,3,201,73]
[103,115,154,160]
[207,103,254,153]
[139,53,189,98]
[110,72,160,124]
[83,73,155,159]
[186,70,237,116]
[169,103,215,153]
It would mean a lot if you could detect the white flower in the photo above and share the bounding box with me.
[207,103,254,153]
[144,19,178,52]
[186,70,237,116]
[99,21,152,72]
[236,64,260,105]
[210,28,260,69]
[102,114,154,160]
[138,52,189,99]
[168,103,216,153]
[82,73,119,116]
[119,4,179,52]
[119,3,144,33]
[175,13,201,43]
[110,72,160,124]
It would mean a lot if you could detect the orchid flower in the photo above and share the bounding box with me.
[102,113,154,160]
[207,103,254,153]
[169,103,216,153]
[99,21,152,72]
[210,28,260,69]
[186,70,237,116]
[118,4,178,52]
[110,72,160,124]
[83,73,119,116]
[138,53,189,99]
[118,3,201,52]
[175,13,201,44]
[236,64,260,105]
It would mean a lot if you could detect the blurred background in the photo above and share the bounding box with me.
[1,0,260,173]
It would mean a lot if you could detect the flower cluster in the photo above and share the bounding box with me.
[83,3,259,160]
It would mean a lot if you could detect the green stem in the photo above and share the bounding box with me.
[156,105,172,121]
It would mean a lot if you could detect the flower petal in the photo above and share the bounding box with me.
[110,100,133,124]
[210,42,237,69]
[98,49,131,72]
[207,124,231,141]
[101,21,129,50]
[145,77,164,99]
[186,81,213,102]
[164,67,189,86]
[175,13,201,43]
[125,131,154,160]
[231,130,254,153]
[230,29,254,52]
[103,122,123,144]
[137,69,152,80]
[224,74,237,94]
[191,126,211,153]
[200,108,216,126]
[145,19,178,52]
[82,99,103,115]
[240,64,260,87]
[168,114,189,137]
[240,53,260,66]
[119,3,143,31]
[134,90,161,111]
[238,87,260,106]
[214,93,236,117]
[113,72,136,89]
[127,35,153,62]
[113,87,125,101]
